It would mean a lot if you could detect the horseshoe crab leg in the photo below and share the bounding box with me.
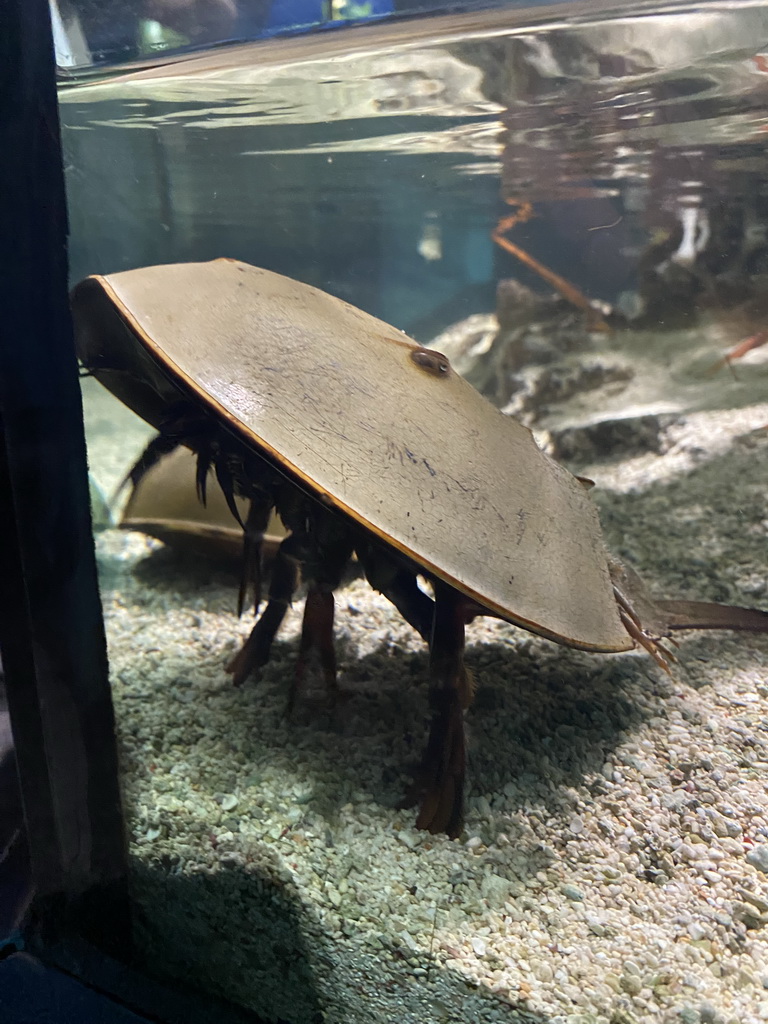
[227,536,299,686]
[237,494,274,618]
[281,501,353,712]
[291,588,338,714]
[415,580,475,839]
[358,543,434,643]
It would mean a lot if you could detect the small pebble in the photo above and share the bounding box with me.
[679,1009,700,1024]
[561,883,584,901]
[747,845,768,874]
[621,973,642,995]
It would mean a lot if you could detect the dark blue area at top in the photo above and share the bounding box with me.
[58,0,570,70]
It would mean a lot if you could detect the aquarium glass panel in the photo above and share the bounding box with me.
[62,2,768,1021]
[51,0,538,70]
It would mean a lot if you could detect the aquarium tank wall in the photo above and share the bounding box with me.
[59,1,768,1022]
[51,0,561,68]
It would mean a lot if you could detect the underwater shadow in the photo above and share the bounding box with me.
[212,627,657,832]
[129,852,558,1024]
[130,856,323,1024]
[112,427,768,841]
[125,540,364,609]
[127,543,242,593]
[225,594,767,832]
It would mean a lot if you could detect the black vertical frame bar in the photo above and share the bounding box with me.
[0,0,129,952]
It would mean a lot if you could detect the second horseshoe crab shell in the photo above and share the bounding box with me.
[120,445,286,562]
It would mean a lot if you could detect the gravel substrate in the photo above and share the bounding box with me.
[84,367,768,1024]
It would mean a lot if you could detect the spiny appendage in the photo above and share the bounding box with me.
[227,537,299,686]
[123,432,184,494]
[121,407,210,496]
[412,580,475,839]
[291,588,338,715]
[228,489,354,713]
[358,541,435,643]
[195,442,253,527]
[227,483,306,686]
[614,586,678,673]
[284,502,354,713]
[192,441,278,620]
[237,494,274,618]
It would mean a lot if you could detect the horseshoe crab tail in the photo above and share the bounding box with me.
[655,600,768,634]
[609,556,768,669]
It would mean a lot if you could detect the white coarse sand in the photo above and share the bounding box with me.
[82,327,768,1024]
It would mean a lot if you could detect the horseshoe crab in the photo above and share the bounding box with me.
[73,259,768,837]
[120,445,286,563]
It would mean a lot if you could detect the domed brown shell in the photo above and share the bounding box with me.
[72,259,632,653]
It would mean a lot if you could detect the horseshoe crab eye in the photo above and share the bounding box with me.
[410,347,450,377]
